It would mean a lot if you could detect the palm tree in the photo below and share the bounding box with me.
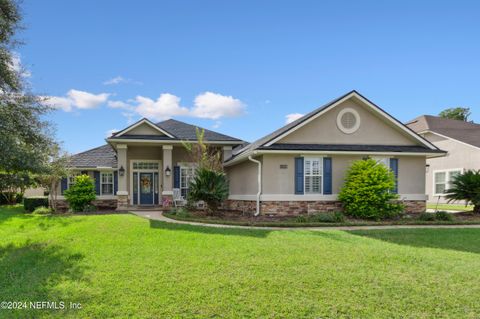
[445,170,480,213]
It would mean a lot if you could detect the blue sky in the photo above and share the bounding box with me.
[19,0,480,153]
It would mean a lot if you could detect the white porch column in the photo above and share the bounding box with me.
[162,145,173,198]
[223,146,233,161]
[116,144,128,210]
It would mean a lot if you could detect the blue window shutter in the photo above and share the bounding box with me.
[94,171,100,195]
[61,177,68,194]
[114,171,118,195]
[323,157,332,195]
[390,158,399,193]
[173,166,180,189]
[294,157,304,195]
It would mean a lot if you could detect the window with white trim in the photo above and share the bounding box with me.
[304,158,323,194]
[101,172,114,195]
[180,166,196,198]
[67,172,80,189]
[373,157,390,167]
[434,169,462,195]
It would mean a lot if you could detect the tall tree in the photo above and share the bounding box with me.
[0,0,55,178]
[438,107,471,122]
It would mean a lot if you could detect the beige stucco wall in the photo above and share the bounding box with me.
[279,99,418,146]
[229,154,426,197]
[423,132,480,203]
[226,157,260,195]
[127,124,165,135]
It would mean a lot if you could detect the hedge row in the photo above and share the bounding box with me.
[24,196,49,212]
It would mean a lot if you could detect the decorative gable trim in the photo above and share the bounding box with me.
[114,118,175,138]
[264,91,438,151]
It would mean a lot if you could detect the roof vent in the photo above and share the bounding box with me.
[337,108,361,134]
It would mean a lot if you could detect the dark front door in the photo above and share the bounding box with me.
[139,173,154,205]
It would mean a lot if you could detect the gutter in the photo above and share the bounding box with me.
[248,155,262,217]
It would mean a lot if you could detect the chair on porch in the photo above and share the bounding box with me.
[173,188,187,208]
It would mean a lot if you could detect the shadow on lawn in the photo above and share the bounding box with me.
[149,219,271,238]
[348,228,480,255]
[0,241,89,317]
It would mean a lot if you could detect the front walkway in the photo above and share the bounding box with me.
[131,210,480,231]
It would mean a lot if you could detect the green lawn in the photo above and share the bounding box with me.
[427,202,474,211]
[2,205,480,318]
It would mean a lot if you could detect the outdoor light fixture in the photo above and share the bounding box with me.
[426,164,430,173]
[119,166,125,177]
[165,166,171,176]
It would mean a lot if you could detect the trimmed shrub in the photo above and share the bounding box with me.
[418,212,436,221]
[339,158,403,220]
[33,206,53,214]
[24,196,49,212]
[64,175,96,212]
[435,211,454,221]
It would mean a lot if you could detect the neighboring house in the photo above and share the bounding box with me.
[225,91,445,214]
[406,115,480,204]
[59,90,445,214]
[56,119,244,210]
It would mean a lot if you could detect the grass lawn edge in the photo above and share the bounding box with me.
[163,212,480,228]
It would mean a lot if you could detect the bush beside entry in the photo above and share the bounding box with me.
[64,174,96,212]
[339,158,403,220]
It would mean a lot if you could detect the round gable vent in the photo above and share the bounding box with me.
[337,108,361,134]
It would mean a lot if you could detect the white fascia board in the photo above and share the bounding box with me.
[115,119,175,138]
[107,138,243,145]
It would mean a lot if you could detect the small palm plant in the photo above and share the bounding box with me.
[188,167,229,214]
[445,170,480,214]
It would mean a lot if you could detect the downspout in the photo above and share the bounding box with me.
[248,155,262,216]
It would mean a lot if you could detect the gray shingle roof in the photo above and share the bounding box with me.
[407,115,480,148]
[156,119,243,141]
[259,144,445,153]
[69,144,117,168]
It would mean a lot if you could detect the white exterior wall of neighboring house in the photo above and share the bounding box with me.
[421,132,480,204]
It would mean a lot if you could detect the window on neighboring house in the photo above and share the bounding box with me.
[180,166,196,198]
[373,157,390,167]
[304,157,323,194]
[434,169,462,195]
[101,172,114,195]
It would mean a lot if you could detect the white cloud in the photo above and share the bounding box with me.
[103,76,142,85]
[67,89,109,109]
[191,92,245,120]
[134,93,190,121]
[285,113,304,124]
[106,128,119,137]
[107,100,134,111]
[43,89,110,112]
[43,96,73,112]
[212,121,222,129]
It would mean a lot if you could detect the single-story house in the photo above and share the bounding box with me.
[406,115,480,204]
[58,90,445,214]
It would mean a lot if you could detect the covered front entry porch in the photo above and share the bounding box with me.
[131,161,161,206]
